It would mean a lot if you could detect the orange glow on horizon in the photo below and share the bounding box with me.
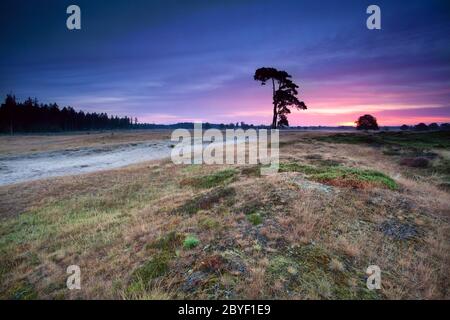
[337,122,356,127]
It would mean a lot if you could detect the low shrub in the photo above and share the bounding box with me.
[183,235,200,249]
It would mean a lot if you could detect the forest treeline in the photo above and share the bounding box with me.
[0,94,133,133]
[0,94,273,133]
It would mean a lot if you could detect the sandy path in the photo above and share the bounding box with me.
[0,141,174,186]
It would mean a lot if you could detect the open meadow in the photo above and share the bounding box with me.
[0,130,449,299]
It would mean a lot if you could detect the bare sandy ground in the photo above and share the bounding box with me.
[0,130,257,186]
[0,130,176,186]
[0,141,175,186]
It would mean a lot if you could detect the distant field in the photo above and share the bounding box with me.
[313,131,450,149]
[0,130,449,299]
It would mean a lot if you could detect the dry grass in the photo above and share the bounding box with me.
[0,130,171,156]
[0,130,449,300]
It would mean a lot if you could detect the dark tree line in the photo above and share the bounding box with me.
[133,122,268,130]
[0,95,133,133]
[400,122,450,131]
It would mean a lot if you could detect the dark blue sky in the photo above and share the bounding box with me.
[1,0,449,125]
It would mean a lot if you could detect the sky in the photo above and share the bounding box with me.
[1,0,449,126]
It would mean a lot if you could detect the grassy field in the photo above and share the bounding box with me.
[0,130,449,299]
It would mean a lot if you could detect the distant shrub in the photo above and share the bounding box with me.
[399,157,429,168]
[414,123,429,131]
[428,123,439,131]
[355,114,379,131]
[400,124,409,131]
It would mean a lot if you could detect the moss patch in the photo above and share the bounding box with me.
[268,245,380,299]
[246,212,263,226]
[145,231,183,252]
[175,187,235,215]
[8,281,38,300]
[133,252,171,283]
[280,162,397,190]
[199,217,221,230]
[180,169,237,189]
[183,235,200,249]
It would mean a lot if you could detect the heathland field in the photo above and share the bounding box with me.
[0,130,449,299]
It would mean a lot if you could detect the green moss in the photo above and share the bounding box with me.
[246,212,263,226]
[183,235,200,249]
[181,169,237,189]
[145,231,182,252]
[199,217,221,230]
[311,167,398,190]
[130,231,184,296]
[9,282,38,300]
[268,256,298,277]
[267,245,381,299]
[176,187,235,215]
[279,163,321,174]
[280,162,398,190]
[133,252,171,283]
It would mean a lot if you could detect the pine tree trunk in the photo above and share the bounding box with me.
[271,78,277,129]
